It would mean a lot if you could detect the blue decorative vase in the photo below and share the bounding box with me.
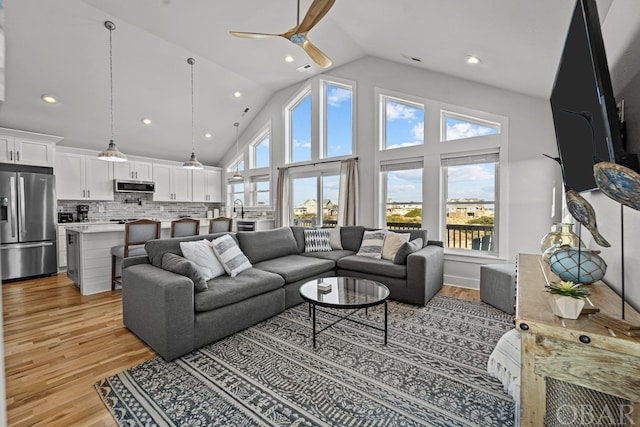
[549,247,607,284]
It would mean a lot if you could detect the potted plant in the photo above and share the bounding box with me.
[545,280,591,319]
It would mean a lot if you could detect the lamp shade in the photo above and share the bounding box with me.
[98,140,128,162]
[183,151,204,170]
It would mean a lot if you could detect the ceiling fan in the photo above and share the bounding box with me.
[229,0,335,68]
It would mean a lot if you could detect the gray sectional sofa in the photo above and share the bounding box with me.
[122,226,444,360]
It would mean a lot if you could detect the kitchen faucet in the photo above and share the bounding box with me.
[233,199,244,219]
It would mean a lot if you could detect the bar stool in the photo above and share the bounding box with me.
[209,217,233,233]
[111,219,161,290]
[171,218,200,237]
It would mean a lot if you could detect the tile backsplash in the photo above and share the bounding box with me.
[58,193,224,221]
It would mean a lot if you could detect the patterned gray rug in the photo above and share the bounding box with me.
[96,296,515,426]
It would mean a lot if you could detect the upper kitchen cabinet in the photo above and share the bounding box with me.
[0,128,62,167]
[113,160,153,181]
[55,152,114,200]
[192,168,222,203]
[153,164,191,202]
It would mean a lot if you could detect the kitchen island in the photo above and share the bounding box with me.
[64,219,211,295]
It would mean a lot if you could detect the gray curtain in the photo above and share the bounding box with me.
[274,167,290,228]
[338,158,359,226]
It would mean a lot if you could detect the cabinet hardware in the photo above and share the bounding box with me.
[9,151,12,161]
[87,190,91,198]
[83,189,86,198]
[16,151,20,161]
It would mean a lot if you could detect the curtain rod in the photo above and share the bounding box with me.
[277,157,358,170]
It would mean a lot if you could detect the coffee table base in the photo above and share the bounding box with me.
[307,301,388,348]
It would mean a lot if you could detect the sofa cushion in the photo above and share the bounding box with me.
[253,254,335,283]
[161,253,208,292]
[300,249,356,262]
[304,229,332,252]
[290,226,306,253]
[407,230,428,247]
[179,239,225,280]
[145,232,236,268]
[329,227,343,250]
[340,226,365,252]
[194,268,285,312]
[337,255,407,279]
[236,227,299,264]
[211,234,252,277]
[393,238,424,265]
[356,230,387,259]
[382,232,411,260]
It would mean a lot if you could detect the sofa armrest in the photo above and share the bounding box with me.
[427,240,444,248]
[122,255,150,268]
[406,244,444,306]
[122,263,195,361]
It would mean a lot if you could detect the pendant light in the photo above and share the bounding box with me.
[98,21,128,162]
[232,122,242,179]
[182,58,204,170]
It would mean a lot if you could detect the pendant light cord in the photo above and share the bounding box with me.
[190,58,195,153]
[109,23,115,142]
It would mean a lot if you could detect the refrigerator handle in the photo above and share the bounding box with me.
[9,176,17,238]
[19,176,26,239]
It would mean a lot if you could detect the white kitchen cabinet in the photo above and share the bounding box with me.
[113,160,153,181]
[192,169,222,202]
[55,152,114,200]
[153,164,191,202]
[57,224,72,269]
[0,128,60,167]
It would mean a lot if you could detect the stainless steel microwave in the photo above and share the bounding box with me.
[114,180,155,193]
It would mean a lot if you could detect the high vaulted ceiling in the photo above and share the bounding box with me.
[1,0,638,166]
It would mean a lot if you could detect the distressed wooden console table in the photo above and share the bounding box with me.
[516,253,640,425]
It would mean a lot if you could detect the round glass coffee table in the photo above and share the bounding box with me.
[299,276,390,348]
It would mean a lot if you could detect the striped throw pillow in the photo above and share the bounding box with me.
[211,234,252,277]
[304,229,332,252]
[356,230,387,259]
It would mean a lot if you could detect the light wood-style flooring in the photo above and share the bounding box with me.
[3,273,479,426]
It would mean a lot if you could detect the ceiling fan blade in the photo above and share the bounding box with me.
[297,0,336,34]
[301,39,332,68]
[229,31,281,39]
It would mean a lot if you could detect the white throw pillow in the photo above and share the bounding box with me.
[356,230,387,259]
[329,226,343,250]
[211,234,252,277]
[179,239,226,280]
[381,232,411,260]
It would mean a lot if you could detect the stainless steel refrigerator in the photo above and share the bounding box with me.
[0,165,57,281]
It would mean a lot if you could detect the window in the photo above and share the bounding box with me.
[382,96,424,150]
[291,174,339,227]
[251,132,270,169]
[380,160,423,230]
[227,159,244,173]
[288,92,312,163]
[324,82,353,158]
[442,153,498,253]
[228,181,245,206]
[442,111,500,142]
[251,175,270,206]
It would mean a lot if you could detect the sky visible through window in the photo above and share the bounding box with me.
[254,135,269,168]
[291,95,311,163]
[385,100,424,149]
[444,116,499,141]
[386,169,423,203]
[447,163,495,201]
[326,85,352,157]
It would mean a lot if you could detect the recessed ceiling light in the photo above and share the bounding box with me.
[466,55,481,65]
[204,133,212,139]
[285,55,294,63]
[41,94,57,104]
[141,118,152,125]
[234,91,242,98]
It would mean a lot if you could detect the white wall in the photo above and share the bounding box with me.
[221,56,560,288]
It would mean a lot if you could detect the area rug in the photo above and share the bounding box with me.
[96,296,515,426]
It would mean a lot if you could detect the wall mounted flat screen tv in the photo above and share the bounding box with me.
[550,0,622,193]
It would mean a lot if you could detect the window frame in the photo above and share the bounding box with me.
[441,151,500,255]
[289,167,340,227]
[379,94,425,151]
[379,159,425,231]
[320,78,355,160]
[250,174,271,207]
[285,86,313,165]
[249,126,271,170]
[441,110,502,142]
